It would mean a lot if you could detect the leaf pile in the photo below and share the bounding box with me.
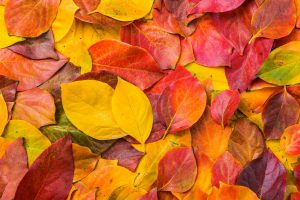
[1,0,300,199]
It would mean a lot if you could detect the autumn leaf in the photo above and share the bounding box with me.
[157,147,197,192]
[2,120,51,165]
[211,151,243,187]
[14,136,74,200]
[120,21,181,69]
[0,138,28,200]
[89,39,165,90]
[228,118,265,166]
[112,78,153,144]
[210,89,240,126]
[250,0,296,41]
[237,150,287,200]
[258,41,300,85]
[187,0,246,14]
[280,124,300,156]
[262,90,300,139]
[0,93,8,135]
[191,107,232,160]
[12,88,56,128]
[0,48,68,91]
[96,0,154,21]
[61,80,126,140]
[4,0,60,37]
[157,76,206,135]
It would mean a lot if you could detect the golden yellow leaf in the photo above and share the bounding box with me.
[96,0,154,21]
[0,93,8,135]
[112,78,153,144]
[186,63,229,91]
[133,130,191,190]
[55,20,119,73]
[2,120,51,165]
[72,143,99,182]
[61,80,126,140]
[0,6,24,48]
[52,0,78,42]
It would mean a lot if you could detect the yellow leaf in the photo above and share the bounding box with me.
[0,93,8,134]
[133,130,191,190]
[2,120,51,165]
[61,80,126,140]
[266,140,299,171]
[72,143,99,182]
[52,0,78,42]
[186,62,229,91]
[112,78,153,144]
[55,20,119,73]
[0,6,24,48]
[96,0,154,21]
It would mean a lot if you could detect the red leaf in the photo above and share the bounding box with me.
[177,38,195,66]
[137,188,158,200]
[237,150,286,200]
[101,139,144,172]
[157,76,206,134]
[189,15,233,67]
[8,30,58,60]
[262,90,300,139]
[157,147,197,192]
[120,21,181,69]
[187,0,246,14]
[291,192,300,200]
[0,139,28,200]
[14,136,74,200]
[4,0,60,37]
[89,40,165,90]
[225,38,273,92]
[211,0,257,55]
[211,152,243,187]
[211,90,240,126]
[0,76,18,114]
[75,71,118,89]
[294,164,300,190]
[73,0,99,12]
[280,124,300,156]
[148,66,192,95]
[0,49,68,91]
[12,88,56,128]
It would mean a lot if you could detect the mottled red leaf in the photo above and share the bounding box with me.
[0,49,68,91]
[280,124,300,156]
[211,90,240,126]
[157,147,197,192]
[211,0,257,55]
[228,118,265,166]
[237,150,286,200]
[189,15,233,67]
[225,38,273,92]
[75,71,118,89]
[251,0,296,40]
[157,76,206,134]
[39,63,81,103]
[12,88,55,128]
[262,90,300,140]
[187,0,246,14]
[120,21,181,69]
[148,66,192,95]
[211,151,243,187]
[8,30,58,60]
[14,136,74,200]
[101,139,144,172]
[89,40,165,90]
[0,139,28,200]
[5,0,60,37]
[153,1,198,36]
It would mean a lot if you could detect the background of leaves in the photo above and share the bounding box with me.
[1,0,300,199]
